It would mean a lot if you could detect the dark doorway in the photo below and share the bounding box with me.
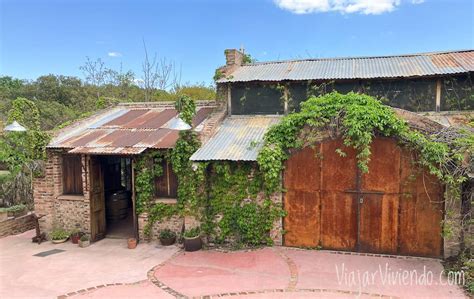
[101,156,134,239]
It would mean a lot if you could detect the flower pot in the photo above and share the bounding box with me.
[160,236,176,246]
[71,233,84,244]
[79,239,90,248]
[52,238,68,244]
[184,236,202,252]
[128,238,137,249]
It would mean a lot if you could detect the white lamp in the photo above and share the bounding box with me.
[4,121,27,132]
[166,116,192,131]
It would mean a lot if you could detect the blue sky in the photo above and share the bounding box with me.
[1,0,473,85]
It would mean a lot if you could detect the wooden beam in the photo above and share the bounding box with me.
[436,79,442,112]
[283,86,289,115]
[227,83,232,115]
[131,158,139,242]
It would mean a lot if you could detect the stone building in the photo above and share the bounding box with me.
[34,48,473,258]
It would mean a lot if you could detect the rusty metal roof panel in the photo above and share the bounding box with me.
[134,129,173,148]
[217,50,474,83]
[192,107,214,126]
[190,116,281,161]
[49,129,112,148]
[102,109,150,126]
[154,130,179,148]
[68,146,146,155]
[49,104,215,154]
[133,109,178,129]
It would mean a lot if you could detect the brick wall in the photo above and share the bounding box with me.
[0,213,35,237]
[33,150,91,236]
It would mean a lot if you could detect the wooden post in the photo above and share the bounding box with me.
[227,83,232,116]
[282,85,289,115]
[131,157,139,242]
[436,79,442,112]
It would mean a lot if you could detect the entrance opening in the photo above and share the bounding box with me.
[102,156,134,239]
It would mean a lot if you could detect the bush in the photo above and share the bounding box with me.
[0,204,26,213]
[50,229,69,240]
[183,227,200,238]
[159,229,176,239]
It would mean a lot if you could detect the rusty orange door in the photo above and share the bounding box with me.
[358,138,400,254]
[320,139,358,251]
[283,146,321,247]
[283,137,443,257]
[398,150,444,257]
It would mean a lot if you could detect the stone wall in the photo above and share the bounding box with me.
[53,197,90,233]
[138,211,184,241]
[0,213,35,237]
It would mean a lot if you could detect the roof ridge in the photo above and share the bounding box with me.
[243,49,474,66]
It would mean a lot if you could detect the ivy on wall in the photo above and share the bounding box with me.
[134,96,285,246]
[203,163,284,247]
[257,92,472,193]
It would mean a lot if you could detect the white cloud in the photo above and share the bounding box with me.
[108,51,122,57]
[274,0,405,15]
[411,0,424,4]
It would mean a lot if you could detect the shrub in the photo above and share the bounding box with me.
[159,229,176,239]
[183,227,200,238]
[50,229,69,240]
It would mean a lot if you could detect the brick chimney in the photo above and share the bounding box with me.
[224,49,244,67]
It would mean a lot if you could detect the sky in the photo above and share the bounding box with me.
[0,0,473,85]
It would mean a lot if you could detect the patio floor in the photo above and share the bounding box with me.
[0,230,178,299]
[0,230,468,298]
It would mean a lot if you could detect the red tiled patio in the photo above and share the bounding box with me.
[0,230,467,298]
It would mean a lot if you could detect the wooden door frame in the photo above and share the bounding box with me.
[89,155,106,241]
[131,157,139,242]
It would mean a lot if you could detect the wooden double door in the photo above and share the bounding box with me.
[283,137,444,257]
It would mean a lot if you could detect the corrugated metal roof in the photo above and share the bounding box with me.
[190,116,281,161]
[49,105,214,155]
[217,50,474,83]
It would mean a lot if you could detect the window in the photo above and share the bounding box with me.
[154,160,178,198]
[62,155,83,195]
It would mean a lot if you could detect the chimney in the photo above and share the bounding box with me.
[224,49,244,66]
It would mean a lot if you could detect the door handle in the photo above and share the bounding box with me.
[360,197,364,204]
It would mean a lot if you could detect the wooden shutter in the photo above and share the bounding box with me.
[62,155,83,195]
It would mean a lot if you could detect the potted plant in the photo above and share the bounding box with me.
[50,229,69,244]
[183,227,202,252]
[70,230,84,244]
[78,235,90,248]
[6,204,27,218]
[128,238,137,249]
[159,229,176,246]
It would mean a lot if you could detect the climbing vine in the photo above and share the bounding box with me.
[257,92,471,193]
[0,98,50,207]
[134,95,285,246]
[203,162,284,247]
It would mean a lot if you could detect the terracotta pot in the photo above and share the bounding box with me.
[160,236,176,246]
[184,236,202,252]
[127,238,137,249]
[71,233,83,244]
